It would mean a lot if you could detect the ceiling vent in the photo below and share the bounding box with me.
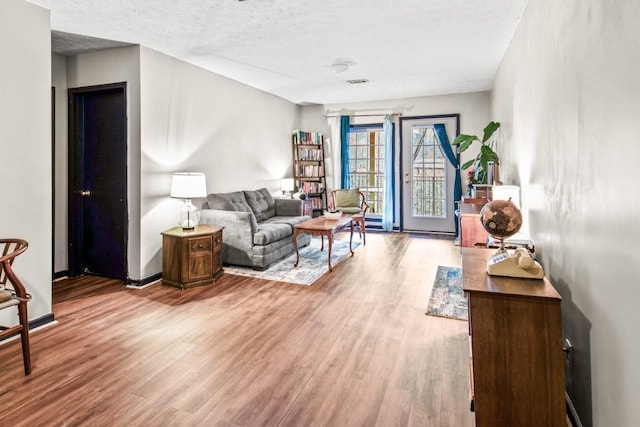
[346,79,369,85]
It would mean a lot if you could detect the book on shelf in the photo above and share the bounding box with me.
[301,182,324,194]
[292,130,323,145]
[297,148,323,161]
[298,165,324,177]
[308,197,324,210]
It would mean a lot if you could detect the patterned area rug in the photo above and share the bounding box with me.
[223,237,361,286]
[425,266,468,321]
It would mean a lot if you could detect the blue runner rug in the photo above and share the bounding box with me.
[425,265,468,321]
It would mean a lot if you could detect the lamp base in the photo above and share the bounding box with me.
[178,199,200,230]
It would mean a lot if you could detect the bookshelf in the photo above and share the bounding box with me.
[292,130,326,217]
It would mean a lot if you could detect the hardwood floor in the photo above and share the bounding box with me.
[0,232,474,426]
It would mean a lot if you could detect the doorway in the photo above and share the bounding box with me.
[68,83,127,279]
[400,115,459,233]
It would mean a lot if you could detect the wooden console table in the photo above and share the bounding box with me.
[462,248,565,426]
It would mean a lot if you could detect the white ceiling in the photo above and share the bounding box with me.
[27,0,527,105]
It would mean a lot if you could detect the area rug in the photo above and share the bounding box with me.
[223,237,361,286]
[425,266,468,321]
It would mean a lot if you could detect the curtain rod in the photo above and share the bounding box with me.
[323,112,401,118]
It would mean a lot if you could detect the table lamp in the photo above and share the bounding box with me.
[170,172,207,230]
[281,178,294,198]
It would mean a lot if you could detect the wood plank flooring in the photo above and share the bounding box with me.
[0,232,474,426]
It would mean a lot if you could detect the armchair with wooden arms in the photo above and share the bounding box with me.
[330,189,369,245]
[0,239,32,375]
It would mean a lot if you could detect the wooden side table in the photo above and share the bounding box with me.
[161,225,223,290]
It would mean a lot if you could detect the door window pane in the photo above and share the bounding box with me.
[411,126,446,218]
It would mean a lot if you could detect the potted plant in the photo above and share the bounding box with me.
[452,121,500,185]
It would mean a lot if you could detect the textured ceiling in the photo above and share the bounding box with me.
[28,0,527,105]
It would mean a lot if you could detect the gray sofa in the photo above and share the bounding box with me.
[200,188,311,269]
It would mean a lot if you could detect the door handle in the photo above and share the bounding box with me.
[404,173,410,184]
[80,190,92,197]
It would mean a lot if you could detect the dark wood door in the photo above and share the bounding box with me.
[68,83,127,279]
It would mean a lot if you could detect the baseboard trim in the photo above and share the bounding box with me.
[30,313,55,330]
[126,273,162,289]
[53,270,70,280]
[566,391,583,427]
[0,313,56,344]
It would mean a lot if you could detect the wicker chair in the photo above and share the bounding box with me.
[330,189,369,245]
[0,239,32,375]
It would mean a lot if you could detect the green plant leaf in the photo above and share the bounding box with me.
[458,139,474,152]
[481,121,501,143]
[461,159,476,170]
[480,145,500,164]
[451,134,479,152]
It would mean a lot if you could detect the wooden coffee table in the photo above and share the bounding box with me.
[292,216,354,272]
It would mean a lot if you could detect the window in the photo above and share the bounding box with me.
[411,126,446,218]
[346,126,385,215]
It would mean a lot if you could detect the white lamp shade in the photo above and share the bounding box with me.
[170,172,207,199]
[281,178,295,192]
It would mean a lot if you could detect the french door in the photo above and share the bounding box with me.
[400,115,459,233]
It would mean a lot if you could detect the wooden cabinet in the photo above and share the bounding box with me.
[292,130,326,217]
[459,202,489,247]
[462,248,565,427]
[161,225,223,290]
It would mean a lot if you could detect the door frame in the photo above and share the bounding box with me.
[399,114,460,232]
[67,82,128,278]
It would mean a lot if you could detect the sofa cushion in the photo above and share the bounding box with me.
[334,188,360,208]
[244,188,276,222]
[206,191,253,213]
[265,215,311,229]
[253,222,292,245]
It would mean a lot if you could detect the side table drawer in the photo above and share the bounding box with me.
[189,236,212,255]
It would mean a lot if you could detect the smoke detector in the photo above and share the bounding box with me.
[330,63,349,74]
[330,59,355,74]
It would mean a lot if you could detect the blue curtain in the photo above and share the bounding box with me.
[433,123,462,237]
[382,115,394,231]
[340,115,350,189]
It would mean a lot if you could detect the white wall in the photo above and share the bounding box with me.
[65,46,143,280]
[0,0,52,322]
[54,45,300,281]
[52,53,67,273]
[492,0,640,425]
[139,47,300,279]
[300,92,491,226]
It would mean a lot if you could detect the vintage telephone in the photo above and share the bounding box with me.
[487,248,544,279]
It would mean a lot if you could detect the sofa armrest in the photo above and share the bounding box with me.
[200,209,257,250]
[275,198,304,216]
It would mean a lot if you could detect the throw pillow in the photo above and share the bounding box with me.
[335,188,360,208]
